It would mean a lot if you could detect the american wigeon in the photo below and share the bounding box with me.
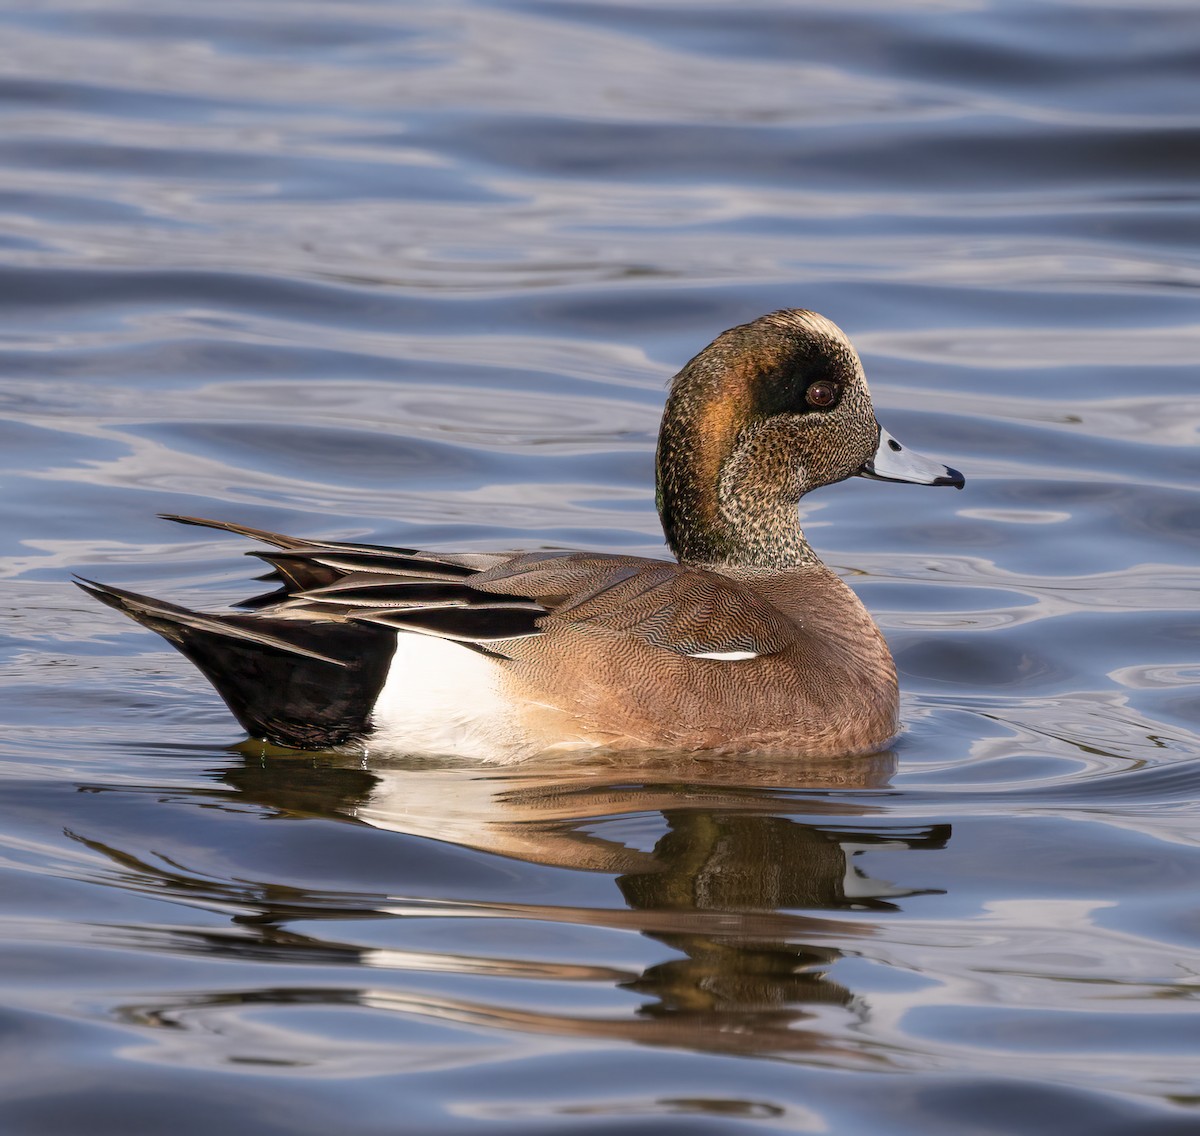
[78,310,963,758]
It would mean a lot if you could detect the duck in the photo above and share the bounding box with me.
[78,310,963,760]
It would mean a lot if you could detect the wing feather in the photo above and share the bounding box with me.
[472,553,795,659]
[158,519,798,661]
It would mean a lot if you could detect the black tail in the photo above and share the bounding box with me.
[76,579,394,749]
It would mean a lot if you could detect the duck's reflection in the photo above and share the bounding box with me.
[615,809,946,1043]
[88,747,949,1063]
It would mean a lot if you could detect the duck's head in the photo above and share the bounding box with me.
[656,309,963,570]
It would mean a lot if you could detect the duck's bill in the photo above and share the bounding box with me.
[857,426,964,488]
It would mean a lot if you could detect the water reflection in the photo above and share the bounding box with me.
[74,749,950,1065]
[612,809,947,1057]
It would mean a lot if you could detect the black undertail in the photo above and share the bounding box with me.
[76,578,395,749]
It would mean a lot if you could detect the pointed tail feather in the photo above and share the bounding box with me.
[157,514,325,551]
[75,578,345,663]
[158,514,422,557]
[76,578,394,749]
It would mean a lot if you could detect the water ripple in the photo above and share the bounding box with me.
[2,0,1200,1133]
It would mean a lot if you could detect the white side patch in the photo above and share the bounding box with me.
[687,650,759,661]
[370,632,524,761]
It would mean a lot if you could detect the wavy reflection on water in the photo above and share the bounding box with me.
[65,750,941,1072]
[15,742,1190,1107]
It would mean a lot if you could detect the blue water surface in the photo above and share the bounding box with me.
[1,2,1199,1133]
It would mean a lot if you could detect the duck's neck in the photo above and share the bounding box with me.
[657,411,818,572]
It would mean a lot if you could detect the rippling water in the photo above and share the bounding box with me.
[2,1,1199,1132]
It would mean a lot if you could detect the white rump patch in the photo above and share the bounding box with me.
[370,632,522,760]
[687,649,759,662]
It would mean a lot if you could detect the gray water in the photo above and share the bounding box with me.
[2,1,1199,1133]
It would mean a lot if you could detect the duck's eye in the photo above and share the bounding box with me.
[805,380,840,409]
